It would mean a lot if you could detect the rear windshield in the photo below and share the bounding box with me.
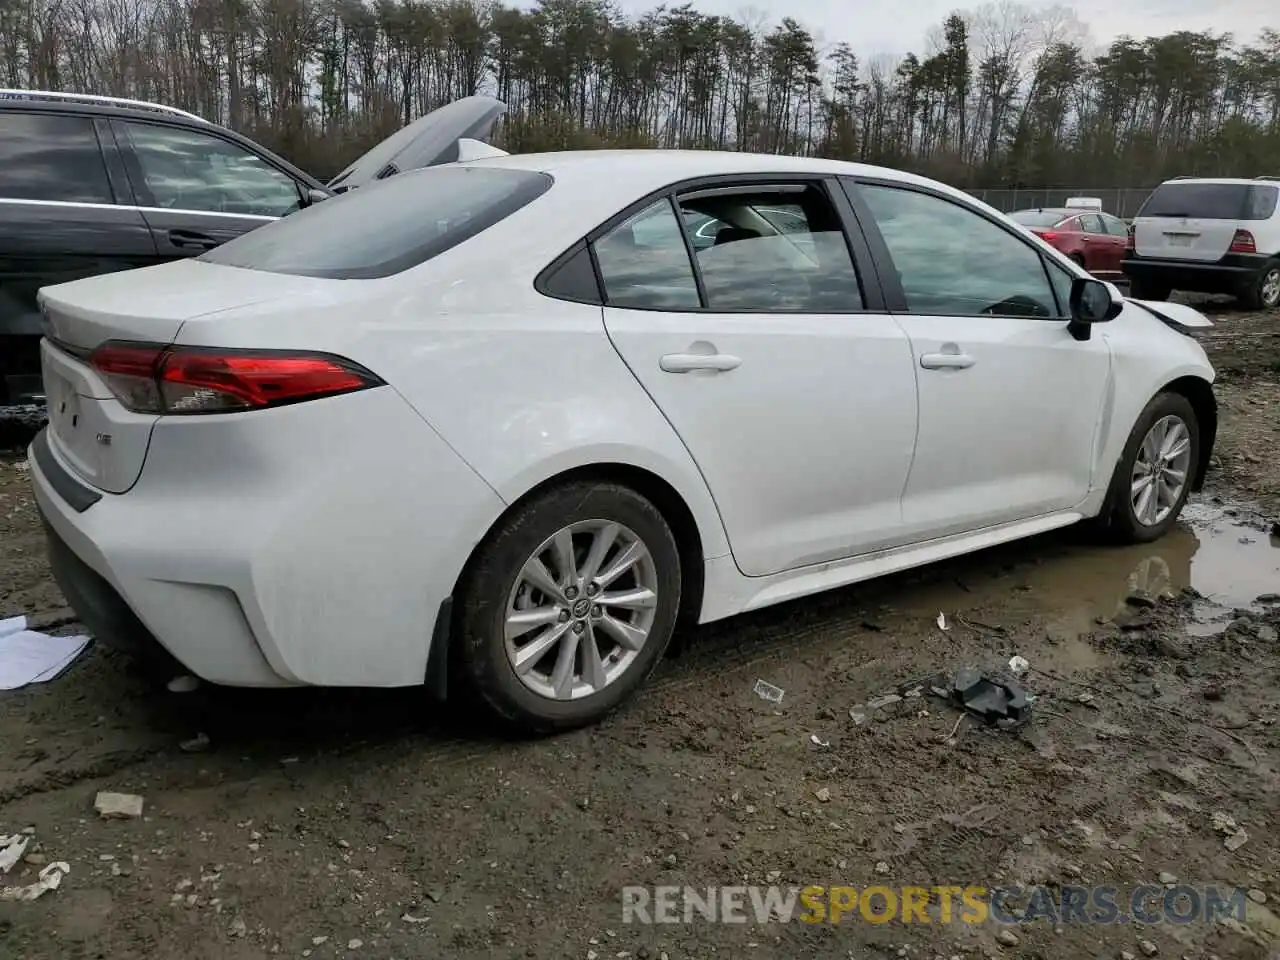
[199,166,553,279]
[1138,182,1278,221]
[1008,210,1067,227]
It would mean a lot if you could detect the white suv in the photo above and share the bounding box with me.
[1123,176,1280,311]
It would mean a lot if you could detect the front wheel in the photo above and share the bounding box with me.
[455,480,682,733]
[1097,392,1199,544]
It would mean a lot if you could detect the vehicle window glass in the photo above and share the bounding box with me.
[1099,214,1129,236]
[1009,210,1067,228]
[1045,257,1074,314]
[123,122,302,217]
[1076,214,1104,234]
[677,185,864,312]
[199,166,553,279]
[593,200,700,310]
[0,113,113,204]
[1247,185,1278,220]
[859,183,1060,319]
[1138,182,1250,220]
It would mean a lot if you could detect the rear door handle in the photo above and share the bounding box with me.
[167,229,220,250]
[659,353,742,373]
[920,352,975,370]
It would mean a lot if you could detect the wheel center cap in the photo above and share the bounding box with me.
[571,598,592,619]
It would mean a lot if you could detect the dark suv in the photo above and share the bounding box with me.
[0,90,506,426]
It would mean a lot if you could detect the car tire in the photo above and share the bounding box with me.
[1128,277,1170,301]
[1070,253,1086,268]
[454,480,682,734]
[1239,260,1280,311]
[1096,391,1200,544]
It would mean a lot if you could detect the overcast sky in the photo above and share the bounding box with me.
[611,0,1275,61]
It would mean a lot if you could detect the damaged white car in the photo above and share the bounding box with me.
[29,140,1216,731]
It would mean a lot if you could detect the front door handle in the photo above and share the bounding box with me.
[920,352,976,370]
[168,229,220,250]
[659,352,742,373]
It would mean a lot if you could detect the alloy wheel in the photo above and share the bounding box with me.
[1261,267,1280,309]
[1130,414,1192,527]
[503,519,659,701]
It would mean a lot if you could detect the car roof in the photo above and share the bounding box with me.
[0,89,324,189]
[463,149,959,201]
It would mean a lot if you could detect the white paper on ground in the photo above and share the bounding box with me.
[0,615,28,637]
[0,620,91,690]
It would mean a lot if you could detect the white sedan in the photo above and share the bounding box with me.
[29,147,1217,731]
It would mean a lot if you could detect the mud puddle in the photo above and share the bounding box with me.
[1008,500,1277,645]
[862,498,1279,677]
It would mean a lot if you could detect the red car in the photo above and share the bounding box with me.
[1008,207,1130,281]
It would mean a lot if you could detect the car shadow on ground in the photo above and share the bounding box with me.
[71,520,1129,761]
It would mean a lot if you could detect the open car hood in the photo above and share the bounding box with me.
[326,95,507,193]
[1124,297,1214,332]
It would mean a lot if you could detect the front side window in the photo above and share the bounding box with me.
[199,166,553,279]
[0,113,113,204]
[677,184,864,312]
[857,183,1061,319]
[122,122,302,217]
[593,200,701,310]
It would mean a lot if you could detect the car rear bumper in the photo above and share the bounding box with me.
[28,387,506,688]
[1121,252,1270,292]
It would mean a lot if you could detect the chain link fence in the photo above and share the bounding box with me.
[964,187,1156,219]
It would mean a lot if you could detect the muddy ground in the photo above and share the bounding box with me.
[2,301,1279,960]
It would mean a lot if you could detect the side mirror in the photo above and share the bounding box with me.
[304,188,330,206]
[1067,277,1123,341]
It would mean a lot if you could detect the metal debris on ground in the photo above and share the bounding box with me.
[752,679,784,704]
[808,733,830,747]
[936,612,949,631]
[928,667,1033,729]
[0,861,70,902]
[865,693,903,710]
[1008,655,1030,676]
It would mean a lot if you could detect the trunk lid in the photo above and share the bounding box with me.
[326,95,507,194]
[38,258,325,352]
[37,259,326,494]
[1132,181,1259,262]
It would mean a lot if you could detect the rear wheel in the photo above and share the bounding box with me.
[1128,277,1171,301]
[1070,253,1086,269]
[1096,391,1199,544]
[1238,261,1280,311]
[455,480,682,733]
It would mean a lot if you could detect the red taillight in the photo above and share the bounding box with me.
[90,341,383,415]
[1033,230,1059,242]
[1229,229,1256,254]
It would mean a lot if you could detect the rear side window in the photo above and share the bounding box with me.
[594,200,701,310]
[199,166,553,279]
[1247,185,1278,220]
[0,112,114,204]
[1139,183,1259,220]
